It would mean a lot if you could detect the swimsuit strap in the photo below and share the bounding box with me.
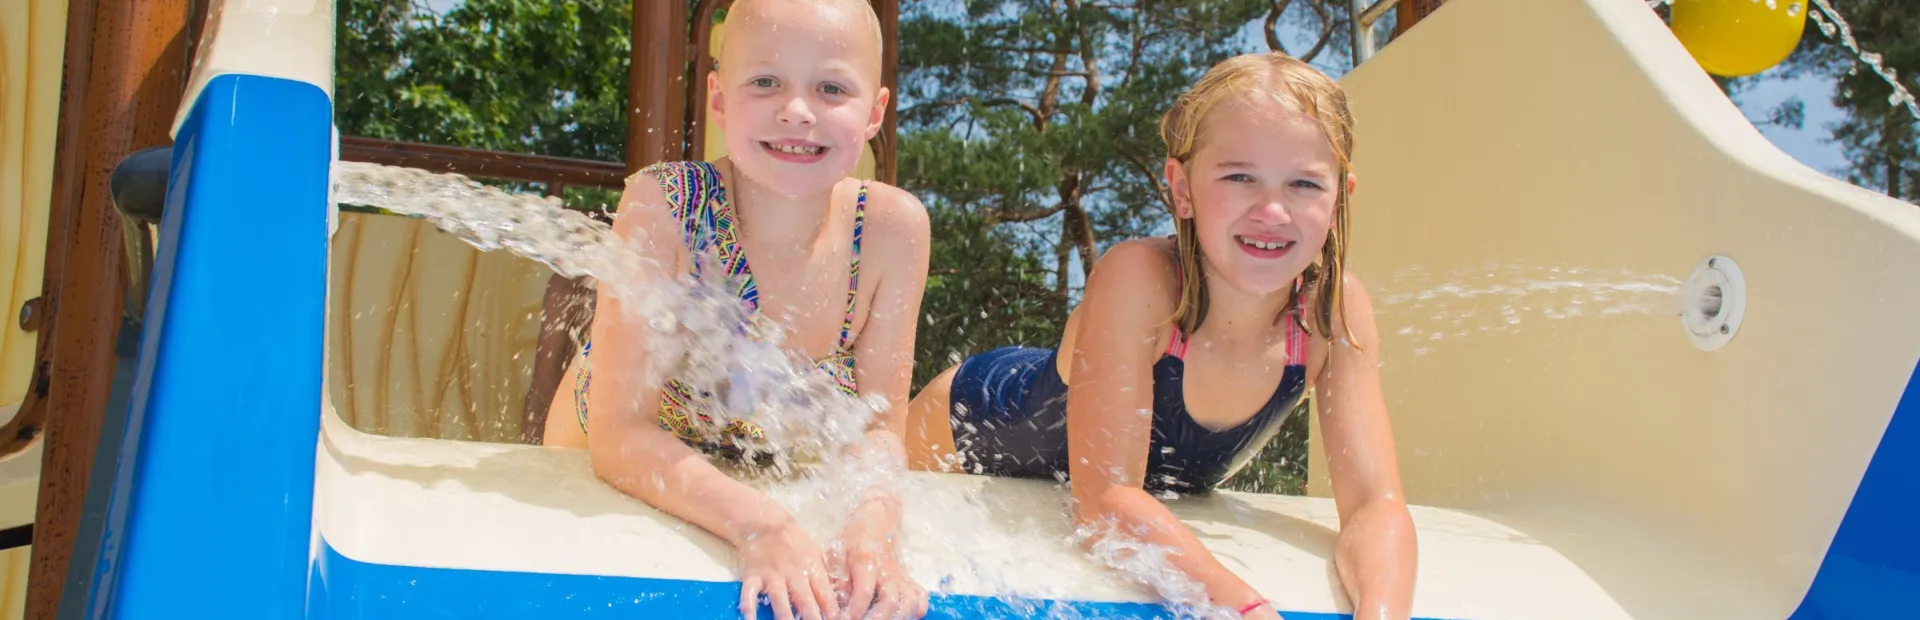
[836,182,869,351]
[670,160,759,313]
[1284,282,1307,366]
[1165,265,1309,366]
[1166,252,1190,359]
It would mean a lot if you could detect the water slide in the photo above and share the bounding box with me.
[20,0,1919,617]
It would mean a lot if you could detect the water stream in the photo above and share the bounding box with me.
[332,161,1241,619]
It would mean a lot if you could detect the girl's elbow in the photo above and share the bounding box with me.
[585,425,654,493]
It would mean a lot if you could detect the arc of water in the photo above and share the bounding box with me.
[1808,0,1920,122]
[1646,0,1917,123]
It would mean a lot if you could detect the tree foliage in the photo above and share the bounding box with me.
[896,0,1355,388]
[1713,0,1918,201]
[332,0,1910,494]
[335,0,631,163]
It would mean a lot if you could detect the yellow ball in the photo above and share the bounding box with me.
[1671,0,1808,77]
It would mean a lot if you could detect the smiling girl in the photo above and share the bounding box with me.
[905,53,1417,619]
[541,1,932,619]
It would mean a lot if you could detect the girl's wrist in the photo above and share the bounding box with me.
[723,498,795,547]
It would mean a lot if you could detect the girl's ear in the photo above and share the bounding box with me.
[1346,172,1358,197]
[707,71,726,123]
[1165,157,1195,219]
[865,87,892,141]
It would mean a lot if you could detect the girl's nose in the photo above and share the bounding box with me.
[1249,197,1292,225]
[777,95,816,126]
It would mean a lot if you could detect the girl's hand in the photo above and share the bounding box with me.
[1246,609,1283,620]
[833,500,929,619]
[737,517,841,620]
[1242,602,1284,620]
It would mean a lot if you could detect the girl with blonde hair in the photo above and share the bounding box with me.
[906,52,1417,619]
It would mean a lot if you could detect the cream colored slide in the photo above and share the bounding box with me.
[18,0,1920,617]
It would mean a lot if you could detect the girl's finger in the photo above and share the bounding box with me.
[910,582,930,618]
[844,558,877,620]
[768,579,796,620]
[740,576,763,620]
[789,575,824,620]
[870,582,901,620]
[810,567,843,620]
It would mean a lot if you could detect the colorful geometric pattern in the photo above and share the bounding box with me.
[574,161,867,454]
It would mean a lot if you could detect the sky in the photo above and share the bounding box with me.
[1737,70,1852,178]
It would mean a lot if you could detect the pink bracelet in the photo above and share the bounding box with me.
[1237,598,1270,615]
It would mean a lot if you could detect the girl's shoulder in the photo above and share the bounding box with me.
[847,180,930,271]
[1059,236,1183,362]
[852,179,929,242]
[1083,236,1182,318]
[1091,237,1180,294]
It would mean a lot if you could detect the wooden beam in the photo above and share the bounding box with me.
[27,0,194,617]
[872,0,900,185]
[339,136,628,190]
[687,0,733,163]
[1393,0,1448,38]
[629,0,690,172]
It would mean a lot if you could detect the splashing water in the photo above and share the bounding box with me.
[1647,0,1917,122]
[332,161,1228,617]
[1808,0,1920,122]
[1373,263,1684,357]
[333,161,883,468]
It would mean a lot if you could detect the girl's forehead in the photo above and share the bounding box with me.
[719,2,881,81]
[1196,102,1334,161]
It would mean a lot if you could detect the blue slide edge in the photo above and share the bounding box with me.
[92,73,332,619]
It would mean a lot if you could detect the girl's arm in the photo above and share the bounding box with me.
[585,177,838,620]
[1064,241,1272,616]
[840,186,932,619]
[1314,275,1417,620]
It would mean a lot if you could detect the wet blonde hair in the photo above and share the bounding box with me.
[1158,52,1356,346]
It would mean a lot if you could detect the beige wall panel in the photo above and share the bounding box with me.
[1308,0,1920,617]
[328,212,550,443]
[0,0,65,407]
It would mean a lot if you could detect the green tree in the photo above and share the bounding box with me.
[897,1,1354,493]
[1801,0,1918,200]
[335,0,632,167]
[897,0,1325,384]
[1713,1,1918,202]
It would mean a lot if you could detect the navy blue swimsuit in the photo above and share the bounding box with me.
[947,286,1310,492]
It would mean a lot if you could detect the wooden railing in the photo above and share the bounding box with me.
[337,136,628,198]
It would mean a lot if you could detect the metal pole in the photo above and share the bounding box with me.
[1351,0,1397,66]
[1350,0,1375,66]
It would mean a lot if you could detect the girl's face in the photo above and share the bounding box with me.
[1167,100,1344,298]
[708,0,889,198]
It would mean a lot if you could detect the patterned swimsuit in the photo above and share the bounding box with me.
[574,160,866,454]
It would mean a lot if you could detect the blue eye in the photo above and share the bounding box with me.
[1291,179,1325,190]
[750,77,777,88]
[820,83,848,96]
[1223,173,1255,183]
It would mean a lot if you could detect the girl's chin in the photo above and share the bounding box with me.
[732,158,853,197]
[1210,272,1301,298]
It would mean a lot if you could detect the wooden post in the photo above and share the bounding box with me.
[27,0,194,617]
[629,0,690,172]
[1393,0,1448,38]
[872,0,899,185]
[687,0,732,163]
